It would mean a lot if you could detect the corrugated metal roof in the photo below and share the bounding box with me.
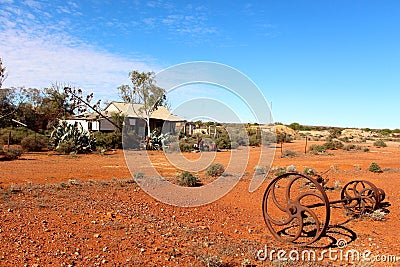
[72,102,186,122]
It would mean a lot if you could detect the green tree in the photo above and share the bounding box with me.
[118,70,166,137]
[288,122,301,131]
[0,88,17,126]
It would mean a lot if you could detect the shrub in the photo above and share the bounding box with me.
[369,162,383,173]
[271,166,286,177]
[303,166,316,176]
[286,165,297,173]
[230,141,239,149]
[177,171,198,187]
[0,127,31,145]
[21,134,48,151]
[254,166,265,175]
[333,180,341,190]
[179,142,192,152]
[248,134,261,146]
[323,140,344,150]
[179,137,197,152]
[343,144,362,151]
[281,149,297,158]
[1,145,23,160]
[365,209,387,221]
[215,135,231,149]
[363,147,370,152]
[50,121,95,154]
[95,131,123,150]
[309,144,326,155]
[134,172,144,179]
[56,140,75,154]
[206,162,225,177]
[373,139,387,148]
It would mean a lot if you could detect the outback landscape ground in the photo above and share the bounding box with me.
[0,139,399,266]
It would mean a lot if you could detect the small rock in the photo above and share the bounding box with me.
[106,212,115,219]
[102,246,108,252]
[93,233,101,238]
[140,248,146,253]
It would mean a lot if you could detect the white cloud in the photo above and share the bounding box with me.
[0,29,156,98]
[0,1,158,99]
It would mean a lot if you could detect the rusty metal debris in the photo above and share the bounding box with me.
[262,172,386,246]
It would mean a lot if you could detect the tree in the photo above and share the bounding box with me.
[0,58,7,89]
[288,122,301,131]
[118,70,166,137]
[0,88,17,126]
[40,83,101,129]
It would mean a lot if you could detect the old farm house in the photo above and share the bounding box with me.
[66,102,186,136]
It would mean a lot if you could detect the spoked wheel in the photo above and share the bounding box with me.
[262,173,330,246]
[341,180,383,216]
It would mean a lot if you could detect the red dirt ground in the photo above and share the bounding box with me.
[0,140,399,266]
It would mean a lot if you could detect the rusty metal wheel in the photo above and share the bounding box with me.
[262,173,330,246]
[341,180,383,215]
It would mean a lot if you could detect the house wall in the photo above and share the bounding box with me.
[124,117,146,137]
[99,118,117,131]
[64,120,100,132]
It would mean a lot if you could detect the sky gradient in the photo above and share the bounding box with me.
[0,0,399,129]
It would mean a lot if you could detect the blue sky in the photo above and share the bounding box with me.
[0,0,399,129]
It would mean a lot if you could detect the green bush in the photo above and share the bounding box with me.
[134,172,144,179]
[0,127,33,145]
[303,166,316,176]
[1,145,23,160]
[254,166,265,175]
[343,144,362,151]
[271,166,286,177]
[177,171,198,187]
[373,139,387,148]
[215,135,231,149]
[248,134,261,146]
[178,137,197,152]
[309,144,326,155]
[179,142,193,152]
[21,134,48,151]
[206,162,225,177]
[281,149,297,158]
[50,121,95,154]
[369,162,383,173]
[230,141,239,149]
[323,140,344,150]
[56,140,75,154]
[95,131,123,150]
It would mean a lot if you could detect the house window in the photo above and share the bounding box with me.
[129,118,136,125]
[88,122,92,131]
